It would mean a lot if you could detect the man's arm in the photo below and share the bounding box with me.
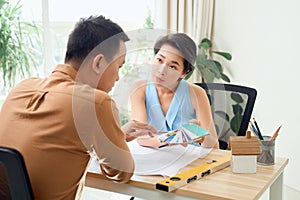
[93,98,135,183]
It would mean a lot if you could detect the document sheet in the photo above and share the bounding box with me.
[88,139,212,177]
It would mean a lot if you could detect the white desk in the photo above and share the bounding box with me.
[85,149,288,200]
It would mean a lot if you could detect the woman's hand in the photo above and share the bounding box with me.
[188,119,205,143]
[122,120,158,142]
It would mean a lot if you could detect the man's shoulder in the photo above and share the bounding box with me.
[72,84,112,105]
[94,89,112,104]
[14,77,113,105]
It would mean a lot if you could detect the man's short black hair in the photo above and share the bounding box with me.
[64,15,129,65]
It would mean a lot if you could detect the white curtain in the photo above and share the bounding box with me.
[154,0,215,82]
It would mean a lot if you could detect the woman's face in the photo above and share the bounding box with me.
[152,44,186,90]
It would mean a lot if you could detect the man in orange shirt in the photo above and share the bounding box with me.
[0,15,156,199]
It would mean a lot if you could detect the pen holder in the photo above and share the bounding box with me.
[257,136,275,165]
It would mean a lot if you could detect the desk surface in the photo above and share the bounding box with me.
[86,149,288,200]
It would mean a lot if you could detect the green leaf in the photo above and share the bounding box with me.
[212,51,232,60]
[221,73,231,82]
[215,110,230,121]
[230,114,243,134]
[195,61,204,74]
[200,38,212,49]
[231,92,243,103]
[0,0,7,9]
[213,60,223,73]
[205,60,221,78]
[204,69,215,83]
[196,54,206,66]
[232,104,243,115]
[119,112,129,126]
[0,0,42,88]
[196,38,232,84]
[184,67,194,80]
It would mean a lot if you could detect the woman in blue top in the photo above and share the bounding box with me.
[130,33,219,149]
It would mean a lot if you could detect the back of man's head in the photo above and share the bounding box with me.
[64,15,129,66]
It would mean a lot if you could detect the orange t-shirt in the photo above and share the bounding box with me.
[0,64,134,199]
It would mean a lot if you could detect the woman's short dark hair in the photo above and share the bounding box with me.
[154,33,196,74]
[65,15,129,65]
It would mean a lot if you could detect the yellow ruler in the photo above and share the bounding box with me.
[156,154,231,192]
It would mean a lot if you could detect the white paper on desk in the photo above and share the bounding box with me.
[127,140,212,176]
[87,140,212,177]
[88,156,102,174]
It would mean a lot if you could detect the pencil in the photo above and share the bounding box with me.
[158,143,169,148]
[271,125,282,141]
[248,123,258,137]
[253,118,264,140]
[250,121,264,140]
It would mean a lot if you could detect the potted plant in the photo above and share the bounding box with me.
[0,0,42,91]
[186,38,232,82]
[189,38,249,149]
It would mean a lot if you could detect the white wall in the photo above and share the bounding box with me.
[213,0,300,191]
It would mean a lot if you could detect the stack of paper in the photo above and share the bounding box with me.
[128,140,212,176]
[158,123,210,144]
[88,140,212,177]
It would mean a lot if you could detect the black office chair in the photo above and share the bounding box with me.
[195,83,257,149]
[0,146,34,200]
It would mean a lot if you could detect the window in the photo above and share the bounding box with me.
[17,0,155,76]
[0,0,157,108]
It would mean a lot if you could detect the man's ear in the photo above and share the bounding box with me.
[92,54,105,74]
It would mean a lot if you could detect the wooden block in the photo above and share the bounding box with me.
[230,142,260,155]
[229,132,260,155]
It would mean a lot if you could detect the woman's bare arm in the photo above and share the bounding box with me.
[130,80,147,123]
[189,83,219,148]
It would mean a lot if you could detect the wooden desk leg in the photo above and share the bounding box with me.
[269,172,283,200]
